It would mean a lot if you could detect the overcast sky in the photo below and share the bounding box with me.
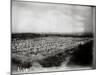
[12,0,95,34]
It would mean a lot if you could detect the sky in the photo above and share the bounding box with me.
[12,0,95,34]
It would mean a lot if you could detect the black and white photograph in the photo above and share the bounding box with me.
[11,0,96,74]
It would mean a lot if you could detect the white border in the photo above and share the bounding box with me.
[13,0,96,6]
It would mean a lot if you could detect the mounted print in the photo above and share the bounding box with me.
[11,0,96,74]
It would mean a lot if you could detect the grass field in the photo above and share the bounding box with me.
[11,36,94,74]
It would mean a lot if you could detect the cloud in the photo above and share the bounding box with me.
[12,1,94,33]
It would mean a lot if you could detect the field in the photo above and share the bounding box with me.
[11,36,94,74]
